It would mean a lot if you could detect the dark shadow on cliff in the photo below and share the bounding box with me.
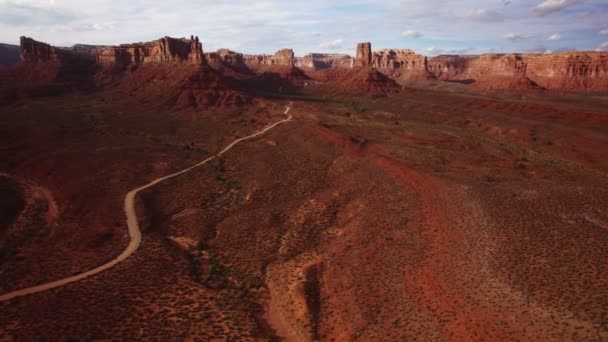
[445,79,476,85]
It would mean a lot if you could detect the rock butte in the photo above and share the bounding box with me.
[295,53,354,70]
[14,36,608,91]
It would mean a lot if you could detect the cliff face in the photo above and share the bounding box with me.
[295,53,354,70]
[242,49,295,68]
[205,49,245,67]
[20,37,67,63]
[427,52,608,90]
[372,49,435,81]
[97,35,205,65]
[427,54,536,89]
[426,55,474,80]
[524,52,608,90]
[355,43,372,67]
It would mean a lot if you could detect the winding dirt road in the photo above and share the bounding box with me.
[0,104,292,302]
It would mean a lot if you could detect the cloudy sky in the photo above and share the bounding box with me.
[1,0,607,56]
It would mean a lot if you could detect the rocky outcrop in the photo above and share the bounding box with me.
[372,49,435,82]
[19,37,67,63]
[205,49,245,67]
[355,43,372,67]
[523,52,608,90]
[295,53,354,70]
[97,35,205,65]
[0,43,20,69]
[427,52,608,90]
[426,55,475,80]
[242,49,295,68]
[427,54,539,89]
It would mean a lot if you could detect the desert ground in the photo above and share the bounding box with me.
[1,65,607,341]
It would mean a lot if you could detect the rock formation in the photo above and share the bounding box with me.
[14,35,608,91]
[523,52,608,90]
[355,43,372,67]
[372,49,435,82]
[427,54,537,89]
[96,35,205,66]
[295,53,354,70]
[242,49,295,68]
[426,55,474,80]
[205,49,245,67]
[427,52,608,90]
[19,37,66,63]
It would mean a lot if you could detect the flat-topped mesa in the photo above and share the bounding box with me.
[523,52,608,90]
[96,35,206,66]
[373,49,427,71]
[426,55,474,80]
[295,53,354,70]
[369,48,435,82]
[205,49,245,66]
[243,49,295,68]
[20,36,65,63]
[473,54,527,78]
[355,42,372,67]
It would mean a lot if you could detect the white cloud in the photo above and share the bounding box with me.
[596,41,608,51]
[401,30,422,38]
[503,32,528,40]
[547,33,561,40]
[0,0,605,56]
[463,9,504,21]
[319,38,343,50]
[532,0,585,17]
[599,28,608,36]
[425,46,473,55]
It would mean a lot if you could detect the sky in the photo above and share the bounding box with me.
[0,0,607,56]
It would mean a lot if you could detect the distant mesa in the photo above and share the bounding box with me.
[295,53,354,70]
[0,43,20,69]
[8,35,608,91]
[96,35,205,65]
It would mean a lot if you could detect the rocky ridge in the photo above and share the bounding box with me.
[11,36,608,91]
[295,53,354,70]
[96,36,205,65]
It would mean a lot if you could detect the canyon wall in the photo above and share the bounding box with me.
[372,49,435,81]
[355,43,372,67]
[523,52,608,90]
[15,36,608,91]
[428,52,608,90]
[205,49,245,67]
[20,36,69,63]
[428,54,526,80]
[96,35,205,65]
[242,49,295,68]
[295,53,354,70]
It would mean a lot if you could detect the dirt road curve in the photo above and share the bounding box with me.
[0,105,292,302]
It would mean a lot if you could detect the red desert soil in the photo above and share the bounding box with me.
[1,61,608,340]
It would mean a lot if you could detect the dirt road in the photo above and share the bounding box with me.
[0,105,292,302]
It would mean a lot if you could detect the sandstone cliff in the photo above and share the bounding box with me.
[242,49,295,68]
[205,49,245,68]
[428,54,539,89]
[372,49,435,82]
[295,53,354,70]
[355,43,372,68]
[427,52,608,90]
[524,52,608,90]
[20,37,68,63]
[97,35,205,65]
